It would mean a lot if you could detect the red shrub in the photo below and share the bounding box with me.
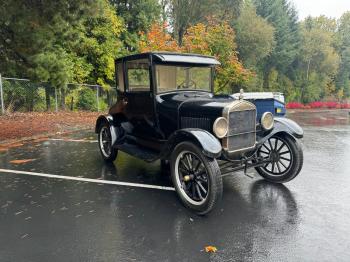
[324,101,338,108]
[283,101,349,110]
[308,101,323,108]
[340,103,350,109]
[286,102,304,109]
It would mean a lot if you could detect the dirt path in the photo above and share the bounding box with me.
[0,111,101,143]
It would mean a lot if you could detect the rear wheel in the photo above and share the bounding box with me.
[255,134,303,183]
[98,123,118,162]
[171,142,223,215]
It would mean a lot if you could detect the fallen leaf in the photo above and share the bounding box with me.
[0,143,24,151]
[7,143,24,148]
[205,246,218,253]
[33,137,48,143]
[10,159,36,164]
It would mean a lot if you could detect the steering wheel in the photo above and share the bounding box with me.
[177,80,197,89]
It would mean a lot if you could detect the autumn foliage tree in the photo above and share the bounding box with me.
[139,21,252,93]
[139,23,179,52]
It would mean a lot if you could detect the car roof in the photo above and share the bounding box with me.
[115,52,221,65]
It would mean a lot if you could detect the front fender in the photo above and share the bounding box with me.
[164,128,222,159]
[258,117,303,145]
[274,117,303,138]
[95,115,117,145]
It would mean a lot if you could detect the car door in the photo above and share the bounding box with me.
[123,58,160,140]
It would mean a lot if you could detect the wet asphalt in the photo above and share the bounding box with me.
[1,112,350,261]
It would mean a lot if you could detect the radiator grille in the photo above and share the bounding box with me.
[227,109,256,152]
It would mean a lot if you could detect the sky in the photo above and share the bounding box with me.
[292,0,350,20]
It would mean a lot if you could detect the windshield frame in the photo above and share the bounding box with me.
[154,62,215,95]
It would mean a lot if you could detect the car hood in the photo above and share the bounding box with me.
[157,92,234,115]
[180,98,231,117]
[179,94,234,118]
[156,91,250,135]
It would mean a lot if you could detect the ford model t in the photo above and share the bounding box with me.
[95,52,304,214]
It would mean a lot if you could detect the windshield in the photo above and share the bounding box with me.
[155,65,212,93]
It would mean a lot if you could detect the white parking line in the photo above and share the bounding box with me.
[0,168,175,191]
[49,138,98,143]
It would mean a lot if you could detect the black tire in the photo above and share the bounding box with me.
[170,142,223,215]
[98,122,118,162]
[255,134,303,183]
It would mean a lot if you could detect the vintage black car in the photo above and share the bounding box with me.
[95,52,304,214]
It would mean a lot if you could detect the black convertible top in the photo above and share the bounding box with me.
[115,52,221,65]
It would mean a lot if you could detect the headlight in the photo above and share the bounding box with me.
[261,112,274,130]
[213,117,228,138]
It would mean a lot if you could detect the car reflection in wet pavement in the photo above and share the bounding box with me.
[1,113,350,261]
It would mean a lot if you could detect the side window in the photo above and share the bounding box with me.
[116,62,124,91]
[126,59,150,92]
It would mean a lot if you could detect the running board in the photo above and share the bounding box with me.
[116,143,160,162]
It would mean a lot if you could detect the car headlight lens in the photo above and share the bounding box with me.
[261,112,274,130]
[213,117,228,138]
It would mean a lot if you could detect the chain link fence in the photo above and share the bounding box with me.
[0,74,117,114]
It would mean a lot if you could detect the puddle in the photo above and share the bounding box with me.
[287,110,350,126]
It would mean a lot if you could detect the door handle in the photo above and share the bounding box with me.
[122,97,128,106]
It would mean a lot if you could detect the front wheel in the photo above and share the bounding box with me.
[98,123,118,162]
[170,142,223,215]
[255,134,303,183]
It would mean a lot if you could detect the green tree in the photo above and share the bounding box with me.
[336,12,350,97]
[1,0,88,109]
[0,0,123,110]
[76,88,98,111]
[235,3,275,68]
[297,16,340,102]
[169,0,242,44]
[110,0,161,52]
[78,0,124,88]
[254,0,299,89]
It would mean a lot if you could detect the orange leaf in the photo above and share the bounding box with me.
[33,137,48,143]
[205,246,218,253]
[7,143,24,148]
[10,159,36,164]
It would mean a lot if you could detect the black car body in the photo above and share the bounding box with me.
[95,52,304,214]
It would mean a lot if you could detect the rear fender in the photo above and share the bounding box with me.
[164,129,222,159]
[95,115,117,145]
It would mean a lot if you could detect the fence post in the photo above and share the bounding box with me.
[96,86,100,112]
[0,74,4,115]
[54,87,58,112]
